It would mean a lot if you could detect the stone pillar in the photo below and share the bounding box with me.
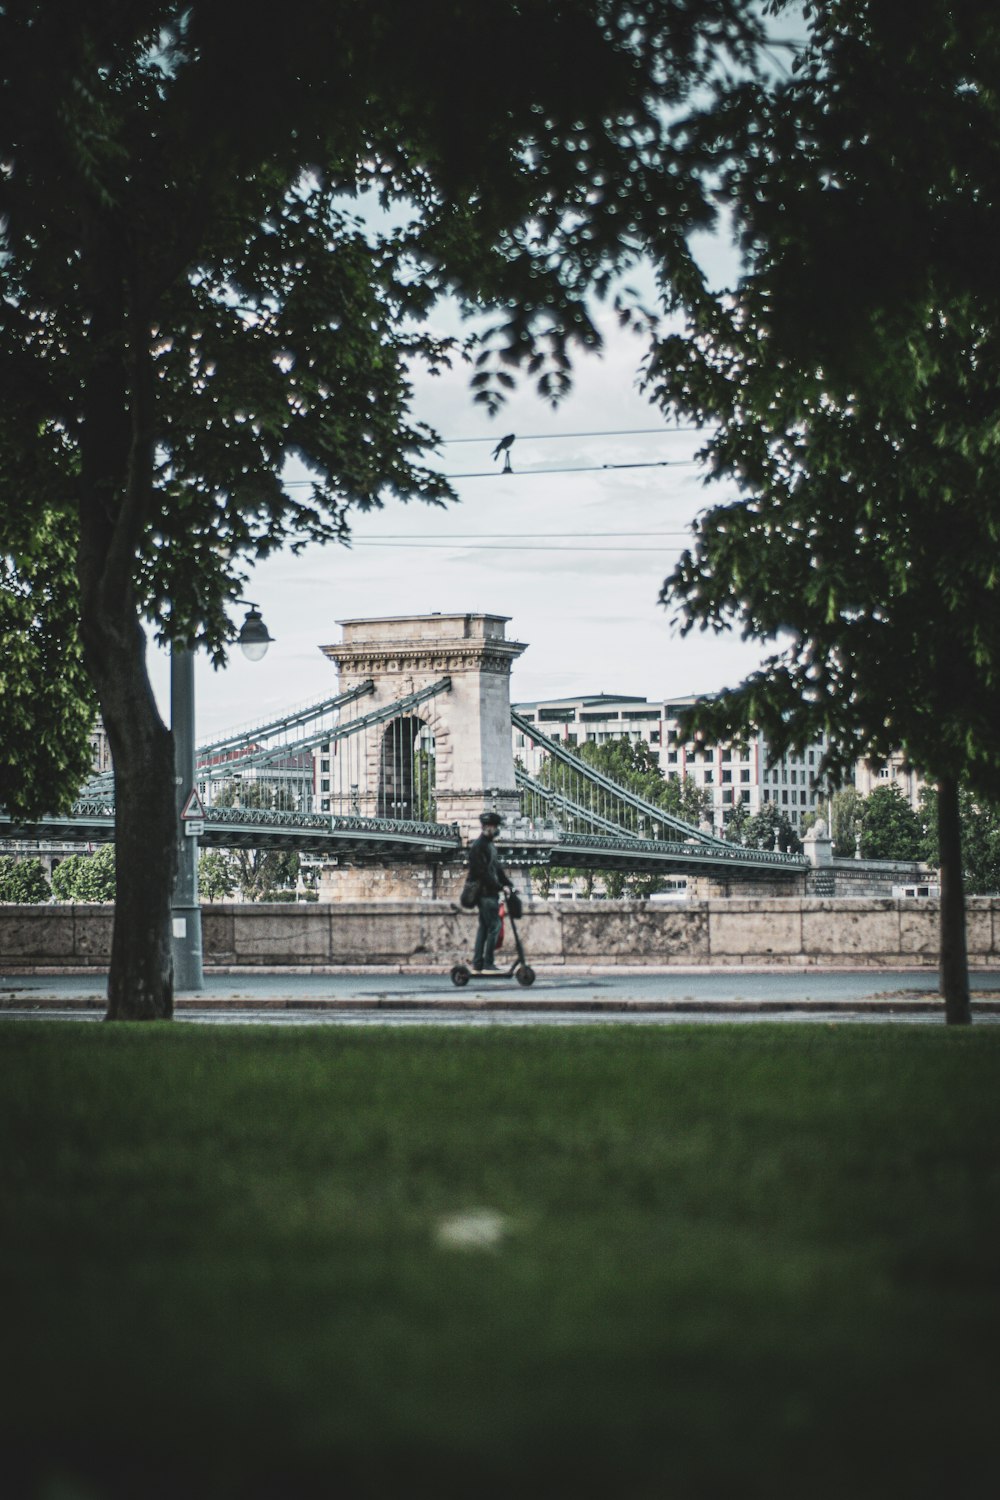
[319,613,527,841]
[803,817,835,896]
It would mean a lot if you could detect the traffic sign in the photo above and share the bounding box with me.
[181,788,207,822]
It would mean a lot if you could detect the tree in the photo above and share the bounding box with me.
[0,1,761,1019]
[919,786,1000,897]
[726,803,802,857]
[0,512,96,818]
[659,771,714,830]
[646,0,1000,1022]
[198,849,237,903]
[211,781,300,901]
[0,856,51,903]
[860,785,923,862]
[51,845,116,902]
[811,788,866,860]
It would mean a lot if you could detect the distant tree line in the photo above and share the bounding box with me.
[807,785,1000,896]
[0,839,316,904]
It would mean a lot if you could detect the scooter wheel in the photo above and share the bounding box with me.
[451,965,471,988]
[515,965,536,987]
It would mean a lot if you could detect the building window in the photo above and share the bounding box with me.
[667,751,678,764]
[721,770,732,784]
[321,778,330,793]
[741,769,751,782]
[703,770,714,784]
[722,789,733,804]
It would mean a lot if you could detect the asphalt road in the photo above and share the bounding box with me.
[3,966,1000,1024]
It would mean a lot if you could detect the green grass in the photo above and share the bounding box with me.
[2,1023,999,1499]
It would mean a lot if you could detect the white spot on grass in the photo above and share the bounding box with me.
[434,1207,509,1251]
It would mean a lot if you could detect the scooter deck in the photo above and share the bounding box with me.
[451,962,536,988]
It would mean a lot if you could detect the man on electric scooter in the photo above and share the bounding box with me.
[468,810,512,972]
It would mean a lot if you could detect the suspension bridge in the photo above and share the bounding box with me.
[0,613,807,886]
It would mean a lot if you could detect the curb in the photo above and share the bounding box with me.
[3,995,1000,1015]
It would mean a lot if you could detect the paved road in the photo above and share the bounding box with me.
[3,966,1000,1023]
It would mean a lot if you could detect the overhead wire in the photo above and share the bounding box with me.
[280,424,705,487]
[440,425,701,443]
[282,456,700,487]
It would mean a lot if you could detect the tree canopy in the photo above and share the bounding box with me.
[857,785,923,862]
[51,845,116,902]
[0,856,51,903]
[648,0,1000,799]
[1,0,763,662]
[0,513,95,818]
[644,0,1000,1021]
[723,801,802,856]
[919,786,1000,897]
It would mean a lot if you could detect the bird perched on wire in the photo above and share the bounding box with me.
[491,433,516,472]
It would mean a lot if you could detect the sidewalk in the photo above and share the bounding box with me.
[3,965,1000,1016]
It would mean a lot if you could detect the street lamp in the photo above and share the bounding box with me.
[171,601,275,991]
[236,600,274,662]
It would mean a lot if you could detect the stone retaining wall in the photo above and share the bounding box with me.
[2,898,999,968]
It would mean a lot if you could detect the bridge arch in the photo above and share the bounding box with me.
[376,714,436,821]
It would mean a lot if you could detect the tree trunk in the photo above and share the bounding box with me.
[937,774,971,1026]
[76,228,177,1019]
[81,599,177,1021]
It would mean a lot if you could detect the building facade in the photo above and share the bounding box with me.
[854,751,926,811]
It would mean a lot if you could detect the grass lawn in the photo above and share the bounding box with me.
[1,1022,999,1499]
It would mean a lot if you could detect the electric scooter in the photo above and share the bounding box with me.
[451,892,536,988]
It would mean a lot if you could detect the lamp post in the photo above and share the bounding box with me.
[170,601,274,991]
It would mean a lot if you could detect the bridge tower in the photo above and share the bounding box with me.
[320,613,527,841]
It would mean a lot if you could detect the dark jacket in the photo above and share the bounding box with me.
[467,832,508,898]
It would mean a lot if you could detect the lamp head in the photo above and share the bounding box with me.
[237,604,273,662]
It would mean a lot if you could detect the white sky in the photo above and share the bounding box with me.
[147,247,771,743]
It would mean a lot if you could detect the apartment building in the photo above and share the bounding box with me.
[854,751,926,811]
[512,692,834,833]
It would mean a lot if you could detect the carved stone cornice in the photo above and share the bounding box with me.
[320,639,527,677]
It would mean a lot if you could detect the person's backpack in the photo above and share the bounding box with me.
[459,877,480,910]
